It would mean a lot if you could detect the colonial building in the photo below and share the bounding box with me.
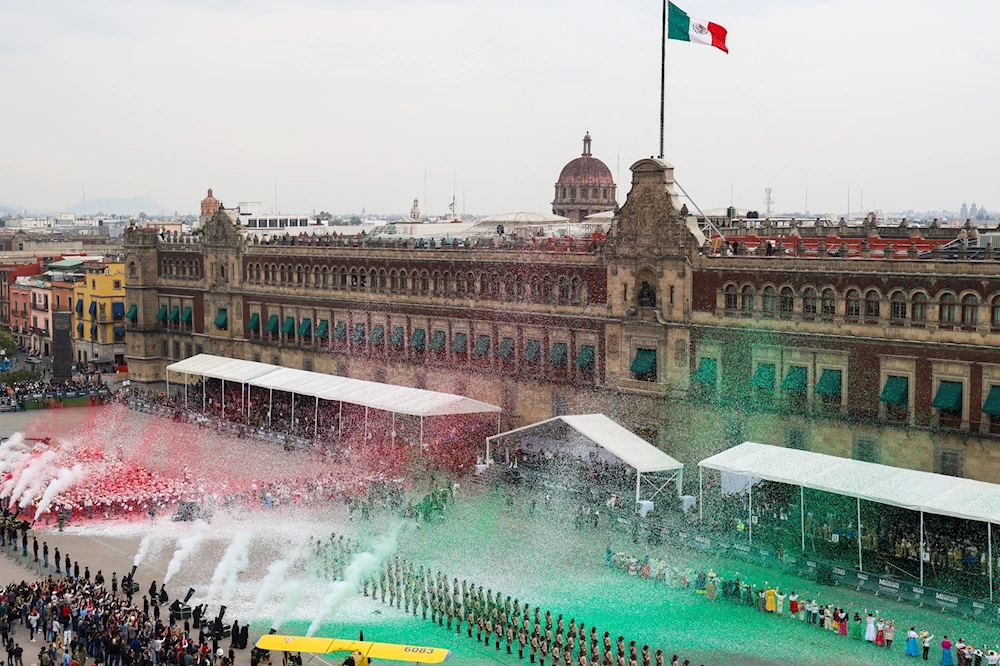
[123,159,1000,488]
[73,262,127,369]
[552,134,618,223]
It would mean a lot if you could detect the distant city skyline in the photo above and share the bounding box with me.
[0,0,995,216]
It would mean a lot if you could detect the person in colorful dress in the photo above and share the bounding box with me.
[765,586,776,612]
[788,592,799,618]
[941,636,955,666]
[839,609,848,637]
[885,621,896,650]
[865,613,878,642]
[875,618,886,647]
[851,613,865,640]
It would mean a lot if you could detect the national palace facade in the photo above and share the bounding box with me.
[123,158,1000,488]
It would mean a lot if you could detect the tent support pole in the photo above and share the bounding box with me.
[268,388,272,428]
[800,485,805,554]
[486,437,490,466]
[990,522,994,603]
[364,406,369,441]
[391,412,395,444]
[496,412,501,435]
[184,373,188,409]
[857,497,863,572]
[221,379,225,418]
[677,468,683,496]
[420,416,424,449]
[920,510,924,586]
[338,401,343,441]
[202,375,206,412]
[698,467,703,522]
[291,393,295,433]
[635,471,641,504]
[748,481,753,546]
[314,396,319,439]
[166,372,170,400]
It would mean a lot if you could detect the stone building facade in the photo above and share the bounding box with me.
[551,134,618,223]
[124,158,1000,488]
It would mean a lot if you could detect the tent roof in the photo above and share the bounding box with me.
[699,442,1000,524]
[166,354,500,418]
[487,414,682,474]
[475,212,570,224]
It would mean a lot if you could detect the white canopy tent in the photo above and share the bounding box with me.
[165,354,501,444]
[699,442,1000,596]
[486,414,683,504]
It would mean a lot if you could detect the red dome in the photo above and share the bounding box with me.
[558,156,614,185]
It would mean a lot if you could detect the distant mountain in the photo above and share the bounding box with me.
[67,196,168,216]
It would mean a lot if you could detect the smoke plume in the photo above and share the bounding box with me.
[205,530,252,605]
[270,580,305,632]
[164,520,210,584]
[35,464,87,516]
[133,534,155,567]
[249,547,304,623]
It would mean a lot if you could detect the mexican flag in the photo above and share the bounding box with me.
[667,2,728,54]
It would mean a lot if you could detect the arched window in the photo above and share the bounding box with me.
[864,290,881,319]
[570,276,582,303]
[128,262,137,279]
[779,287,794,315]
[421,271,429,292]
[962,294,979,325]
[724,284,738,311]
[280,265,287,283]
[802,288,817,317]
[761,286,777,315]
[378,269,387,290]
[992,296,1000,327]
[821,289,836,320]
[490,273,501,297]
[542,276,554,300]
[434,271,443,292]
[846,289,861,318]
[912,293,928,321]
[740,286,754,314]
[558,277,570,302]
[467,272,477,295]
[890,291,906,322]
[939,293,957,323]
[359,268,367,289]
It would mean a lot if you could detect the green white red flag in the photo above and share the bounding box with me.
[667,2,728,54]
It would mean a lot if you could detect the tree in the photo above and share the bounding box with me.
[0,329,16,357]
[317,211,333,221]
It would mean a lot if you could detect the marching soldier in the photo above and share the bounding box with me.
[518,626,528,659]
[467,606,475,639]
[485,616,494,647]
[539,637,548,666]
[641,646,650,666]
[654,651,664,666]
[530,632,540,664]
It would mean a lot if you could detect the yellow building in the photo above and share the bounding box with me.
[73,262,128,369]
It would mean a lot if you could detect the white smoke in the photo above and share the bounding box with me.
[306,521,408,636]
[13,450,57,507]
[205,530,252,605]
[35,464,87,516]
[164,520,210,584]
[133,534,155,567]
[270,579,305,632]
[248,547,305,623]
[0,449,32,498]
[0,434,27,474]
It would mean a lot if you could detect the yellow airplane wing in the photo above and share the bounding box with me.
[256,636,452,664]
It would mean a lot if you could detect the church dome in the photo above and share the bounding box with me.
[557,134,614,185]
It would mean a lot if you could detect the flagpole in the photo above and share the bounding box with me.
[659,0,666,159]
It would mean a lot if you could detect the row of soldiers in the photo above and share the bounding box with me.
[363,556,670,666]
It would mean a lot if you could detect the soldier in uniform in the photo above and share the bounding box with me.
[379,567,387,603]
[518,626,528,659]
[477,610,486,643]
[616,637,624,658]
[628,641,636,664]
[530,632,540,664]
[545,611,553,631]
[602,647,612,666]
[641,646,650,666]
[539,637,548,666]
[485,616,494,647]
[438,595,445,627]
[467,606,475,639]
[552,642,561,666]
[654,651,664,666]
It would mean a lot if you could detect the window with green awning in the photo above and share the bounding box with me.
[750,363,776,390]
[575,345,595,369]
[280,317,295,334]
[297,318,312,336]
[264,315,280,333]
[156,305,168,321]
[814,369,843,399]
[332,321,347,340]
[315,320,329,338]
[181,307,193,324]
[472,335,490,356]
[982,386,1000,416]
[879,376,908,405]
[168,306,180,322]
[548,342,567,366]
[351,323,366,342]
[451,332,467,353]
[630,349,657,379]
[932,380,963,412]
[214,309,228,328]
[125,305,137,322]
[691,357,717,386]
[410,328,426,350]
[429,330,446,351]
[497,337,514,360]
[247,313,260,331]
[523,340,540,362]
[388,327,404,348]
[370,324,385,344]
[781,366,808,393]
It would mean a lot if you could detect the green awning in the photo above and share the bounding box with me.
[781,366,808,393]
[389,326,404,347]
[814,369,843,398]
[575,345,595,369]
[473,335,491,356]
[125,304,137,322]
[548,342,567,366]
[155,305,168,321]
[497,337,514,359]
[247,313,260,331]
[370,324,385,344]
[332,321,347,340]
[630,348,656,374]
[429,330,446,351]
[264,315,280,333]
[983,386,1000,416]
[214,309,228,328]
[750,363,776,390]
[691,357,717,385]
[410,328,426,350]
[932,381,963,411]
[879,376,909,405]
[180,307,192,324]
[280,317,295,334]
[451,332,468,353]
[315,320,329,338]
[168,306,180,322]
[523,340,540,362]
[297,318,312,336]
[351,323,366,342]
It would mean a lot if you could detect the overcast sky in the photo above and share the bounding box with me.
[0,0,996,216]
